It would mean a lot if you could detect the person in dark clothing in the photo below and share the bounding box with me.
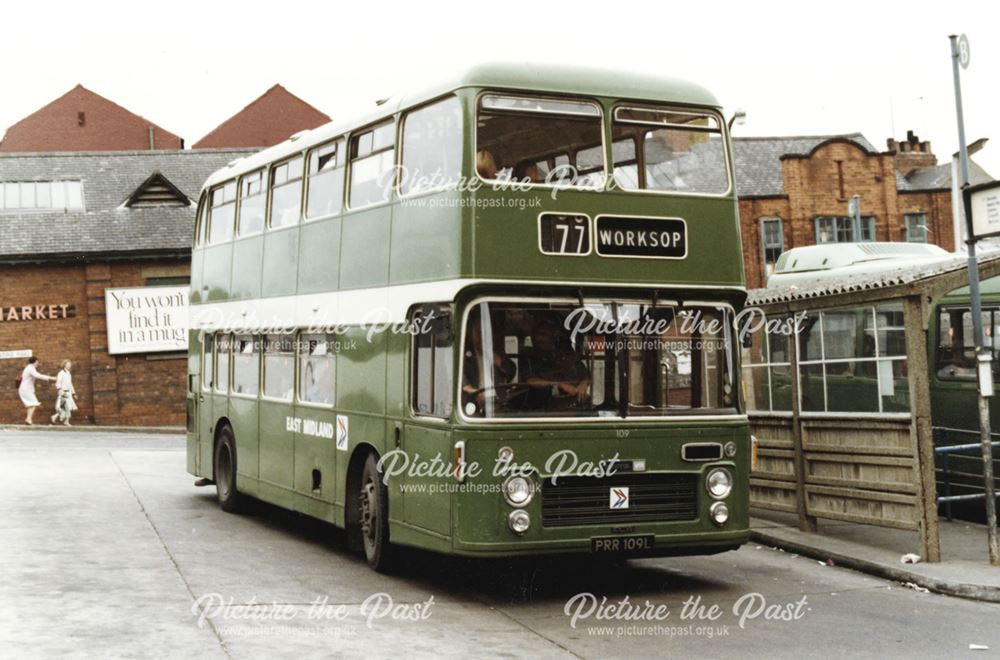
[520,316,590,411]
[462,313,517,412]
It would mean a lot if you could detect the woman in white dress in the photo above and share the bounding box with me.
[18,357,55,425]
[51,360,77,426]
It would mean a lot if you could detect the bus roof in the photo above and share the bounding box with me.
[202,63,722,190]
[766,243,952,288]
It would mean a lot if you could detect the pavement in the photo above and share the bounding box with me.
[2,429,1000,658]
[0,424,185,433]
[5,423,999,602]
[751,511,1000,603]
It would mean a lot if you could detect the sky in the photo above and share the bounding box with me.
[2,1,998,177]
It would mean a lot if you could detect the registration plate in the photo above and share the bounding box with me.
[591,535,655,553]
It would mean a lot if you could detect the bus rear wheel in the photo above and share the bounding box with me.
[359,453,394,572]
[214,425,244,514]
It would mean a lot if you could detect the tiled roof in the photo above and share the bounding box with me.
[0,85,183,153]
[192,84,331,149]
[733,134,877,197]
[0,149,255,260]
[898,160,993,191]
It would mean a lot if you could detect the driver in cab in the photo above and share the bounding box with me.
[462,311,517,412]
[521,316,591,411]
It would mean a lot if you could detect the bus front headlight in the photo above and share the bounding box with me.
[710,501,730,526]
[508,509,531,535]
[503,476,534,507]
[706,468,732,500]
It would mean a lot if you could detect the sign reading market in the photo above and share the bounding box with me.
[105,285,189,355]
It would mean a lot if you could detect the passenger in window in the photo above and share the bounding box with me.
[512,161,544,184]
[476,150,498,180]
[462,311,517,411]
[520,316,591,411]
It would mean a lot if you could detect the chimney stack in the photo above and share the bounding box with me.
[887,130,937,174]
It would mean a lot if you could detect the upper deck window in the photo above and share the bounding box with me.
[237,169,266,236]
[208,181,236,244]
[400,96,462,196]
[270,156,304,229]
[349,121,395,209]
[476,94,605,188]
[306,139,345,220]
[612,107,729,195]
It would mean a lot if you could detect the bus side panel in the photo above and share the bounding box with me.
[262,227,299,298]
[297,217,341,295]
[337,328,387,417]
[390,194,462,282]
[292,405,337,511]
[229,396,260,483]
[339,206,391,290]
[186,330,202,477]
[201,243,234,302]
[230,236,264,301]
[190,248,205,305]
[399,422,452,537]
[259,399,294,494]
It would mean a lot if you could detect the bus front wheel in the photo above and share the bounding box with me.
[214,425,244,514]
[359,453,394,572]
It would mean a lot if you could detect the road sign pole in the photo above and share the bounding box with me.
[950,33,999,565]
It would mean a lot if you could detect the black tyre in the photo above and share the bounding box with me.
[359,452,394,571]
[214,425,244,513]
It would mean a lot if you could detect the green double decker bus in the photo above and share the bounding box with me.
[186,64,750,571]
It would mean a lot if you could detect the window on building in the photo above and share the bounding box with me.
[298,333,337,405]
[305,139,345,220]
[796,304,908,413]
[905,213,928,243]
[815,215,875,244]
[400,96,462,196]
[761,218,784,281]
[936,307,1000,381]
[263,334,294,401]
[215,334,231,394]
[740,312,793,413]
[349,121,395,209]
[237,170,266,236]
[270,157,304,229]
[232,335,260,396]
[412,309,454,417]
[1,181,84,211]
[208,181,236,244]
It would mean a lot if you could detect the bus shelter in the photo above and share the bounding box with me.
[744,251,1000,562]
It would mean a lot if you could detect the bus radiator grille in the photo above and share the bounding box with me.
[540,473,698,527]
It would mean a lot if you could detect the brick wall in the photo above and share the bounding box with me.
[0,259,188,426]
[739,139,956,289]
[0,85,183,153]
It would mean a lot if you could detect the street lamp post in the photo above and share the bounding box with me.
[949,33,1000,566]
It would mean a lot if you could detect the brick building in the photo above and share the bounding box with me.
[191,84,331,149]
[0,85,183,153]
[734,131,993,289]
[0,149,252,425]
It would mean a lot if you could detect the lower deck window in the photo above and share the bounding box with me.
[215,334,231,393]
[412,309,454,417]
[232,335,259,396]
[461,300,736,419]
[299,334,336,405]
[263,334,294,401]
